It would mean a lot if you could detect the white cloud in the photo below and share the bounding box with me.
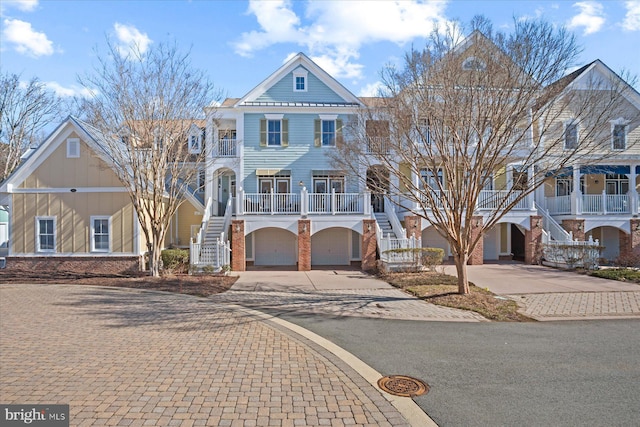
[45,81,95,98]
[2,18,53,56]
[1,0,38,13]
[113,22,152,57]
[233,0,449,79]
[358,81,385,97]
[567,2,605,35]
[622,1,640,31]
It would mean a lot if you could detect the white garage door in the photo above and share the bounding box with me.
[483,226,499,261]
[600,227,620,261]
[312,228,350,265]
[254,228,297,266]
[422,227,449,254]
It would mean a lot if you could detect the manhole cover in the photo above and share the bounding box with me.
[377,375,429,397]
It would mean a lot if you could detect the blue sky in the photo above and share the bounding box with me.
[1,0,639,101]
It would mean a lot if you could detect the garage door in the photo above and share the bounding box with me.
[483,226,499,261]
[311,228,350,265]
[254,228,297,266]
[422,227,449,254]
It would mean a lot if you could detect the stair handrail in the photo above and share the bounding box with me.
[384,196,406,239]
[370,211,383,253]
[197,197,213,244]
[220,197,233,241]
[534,201,571,242]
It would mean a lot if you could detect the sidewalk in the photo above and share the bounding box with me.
[0,284,433,427]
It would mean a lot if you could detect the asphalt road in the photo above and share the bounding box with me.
[279,314,640,427]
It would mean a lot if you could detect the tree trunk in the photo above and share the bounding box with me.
[147,239,162,277]
[454,252,471,295]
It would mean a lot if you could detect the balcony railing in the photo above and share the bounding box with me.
[366,137,391,154]
[420,190,530,211]
[238,189,368,215]
[216,138,237,157]
[545,192,634,215]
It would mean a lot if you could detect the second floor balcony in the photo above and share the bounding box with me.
[236,189,369,216]
[416,189,532,211]
[545,191,638,215]
[216,138,237,157]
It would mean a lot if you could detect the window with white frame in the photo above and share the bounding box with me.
[91,216,111,252]
[564,122,578,150]
[36,217,55,252]
[189,131,202,154]
[293,69,308,92]
[419,117,432,144]
[420,168,443,190]
[267,120,281,146]
[67,138,80,158]
[556,178,572,196]
[612,123,627,150]
[260,115,288,147]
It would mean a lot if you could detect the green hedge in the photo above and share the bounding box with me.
[382,247,445,270]
[161,249,190,273]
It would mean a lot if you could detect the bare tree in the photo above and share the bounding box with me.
[0,71,63,182]
[336,17,638,294]
[78,40,220,276]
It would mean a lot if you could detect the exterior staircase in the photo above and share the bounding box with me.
[374,212,398,239]
[203,216,226,244]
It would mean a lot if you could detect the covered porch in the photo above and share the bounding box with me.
[543,165,639,215]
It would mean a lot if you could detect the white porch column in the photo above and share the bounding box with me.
[527,165,536,211]
[572,164,581,215]
[412,169,421,212]
[630,164,638,215]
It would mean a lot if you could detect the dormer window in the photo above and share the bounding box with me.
[188,126,204,154]
[462,56,486,71]
[293,68,308,92]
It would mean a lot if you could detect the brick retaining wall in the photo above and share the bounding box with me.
[6,256,143,274]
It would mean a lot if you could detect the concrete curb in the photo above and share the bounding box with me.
[227,304,438,427]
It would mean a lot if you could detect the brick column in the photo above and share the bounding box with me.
[362,219,378,272]
[562,219,585,241]
[298,219,311,271]
[619,219,640,264]
[468,216,483,265]
[231,220,245,272]
[525,215,543,265]
[404,215,421,239]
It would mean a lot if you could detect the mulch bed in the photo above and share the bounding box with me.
[0,269,237,298]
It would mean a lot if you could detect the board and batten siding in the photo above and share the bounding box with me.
[11,192,135,254]
[19,133,122,189]
[242,113,358,193]
[256,67,346,104]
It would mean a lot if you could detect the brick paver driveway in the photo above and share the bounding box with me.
[0,284,410,427]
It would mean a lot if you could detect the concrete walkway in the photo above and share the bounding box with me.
[219,269,485,322]
[445,263,640,321]
[1,284,436,426]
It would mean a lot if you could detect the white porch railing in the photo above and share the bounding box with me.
[217,138,237,157]
[379,235,422,263]
[544,195,571,214]
[366,137,391,154]
[195,197,213,245]
[477,190,529,210]
[542,237,601,269]
[239,189,366,215]
[384,196,406,238]
[221,197,233,240]
[190,239,231,270]
[582,193,630,214]
[535,202,572,242]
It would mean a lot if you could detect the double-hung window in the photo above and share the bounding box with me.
[612,124,627,150]
[36,217,55,252]
[268,120,281,146]
[564,122,578,150]
[91,216,111,252]
[293,68,308,92]
[260,115,288,147]
[315,116,342,147]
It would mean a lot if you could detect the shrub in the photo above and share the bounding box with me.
[590,268,640,283]
[382,247,445,271]
[161,249,190,273]
[614,252,640,268]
